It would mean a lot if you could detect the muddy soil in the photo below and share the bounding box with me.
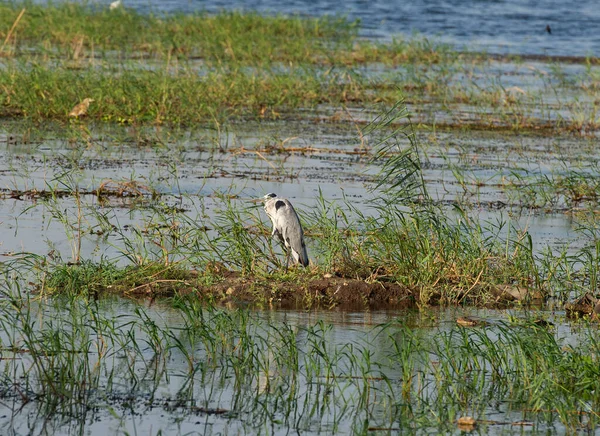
[112,268,531,310]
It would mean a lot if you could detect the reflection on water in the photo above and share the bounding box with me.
[0,119,593,261]
[0,296,588,435]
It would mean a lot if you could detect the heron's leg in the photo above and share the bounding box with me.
[284,249,290,272]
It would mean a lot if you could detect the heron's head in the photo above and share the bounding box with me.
[263,193,277,201]
[83,98,94,105]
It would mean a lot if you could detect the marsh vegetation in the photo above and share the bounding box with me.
[1,2,600,434]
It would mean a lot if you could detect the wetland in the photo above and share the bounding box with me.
[1,2,600,434]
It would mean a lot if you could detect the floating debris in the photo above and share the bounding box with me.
[565,292,598,319]
[457,416,477,431]
[456,317,486,327]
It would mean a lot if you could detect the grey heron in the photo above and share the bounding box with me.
[262,193,309,267]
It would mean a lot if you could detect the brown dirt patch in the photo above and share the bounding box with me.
[224,276,416,309]
[123,270,417,310]
[118,268,533,310]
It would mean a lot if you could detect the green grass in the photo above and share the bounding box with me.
[1,4,599,133]
[19,103,598,308]
[1,57,597,132]
[1,271,599,433]
[0,2,356,61]
[0,2,456,66]
[0,62,387,124]
[42,260,199,297]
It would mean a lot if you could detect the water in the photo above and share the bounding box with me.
[0,122,375,261]
[109,0,600,57]
[0,296,590,435]
[0,113,594,260]
[1,121,592,262]
[1,3,598,433]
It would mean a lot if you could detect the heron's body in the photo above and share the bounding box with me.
[263,193,309,267]
[69,98,94,118]
[110,0,122,10]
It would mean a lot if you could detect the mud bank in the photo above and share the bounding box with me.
[92,268,539,310]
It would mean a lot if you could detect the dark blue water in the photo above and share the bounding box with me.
[121,0,599,57]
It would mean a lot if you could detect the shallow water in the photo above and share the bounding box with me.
[0,296,589,435]
[1,4,599,432]
[0,116,595,262]
[0,126,596,433]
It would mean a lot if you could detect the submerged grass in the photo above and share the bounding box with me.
[1,268,599,433]
[504,162,600,209]
[21,102,599,308]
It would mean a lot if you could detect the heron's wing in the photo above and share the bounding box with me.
[277,200,309,267]
[272,227,284,244]
[263,197,309,266]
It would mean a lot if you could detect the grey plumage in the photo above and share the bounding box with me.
[263,193,309,267]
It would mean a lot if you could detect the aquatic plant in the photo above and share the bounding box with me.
[1,264,599,434]
[0,4,598,133]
